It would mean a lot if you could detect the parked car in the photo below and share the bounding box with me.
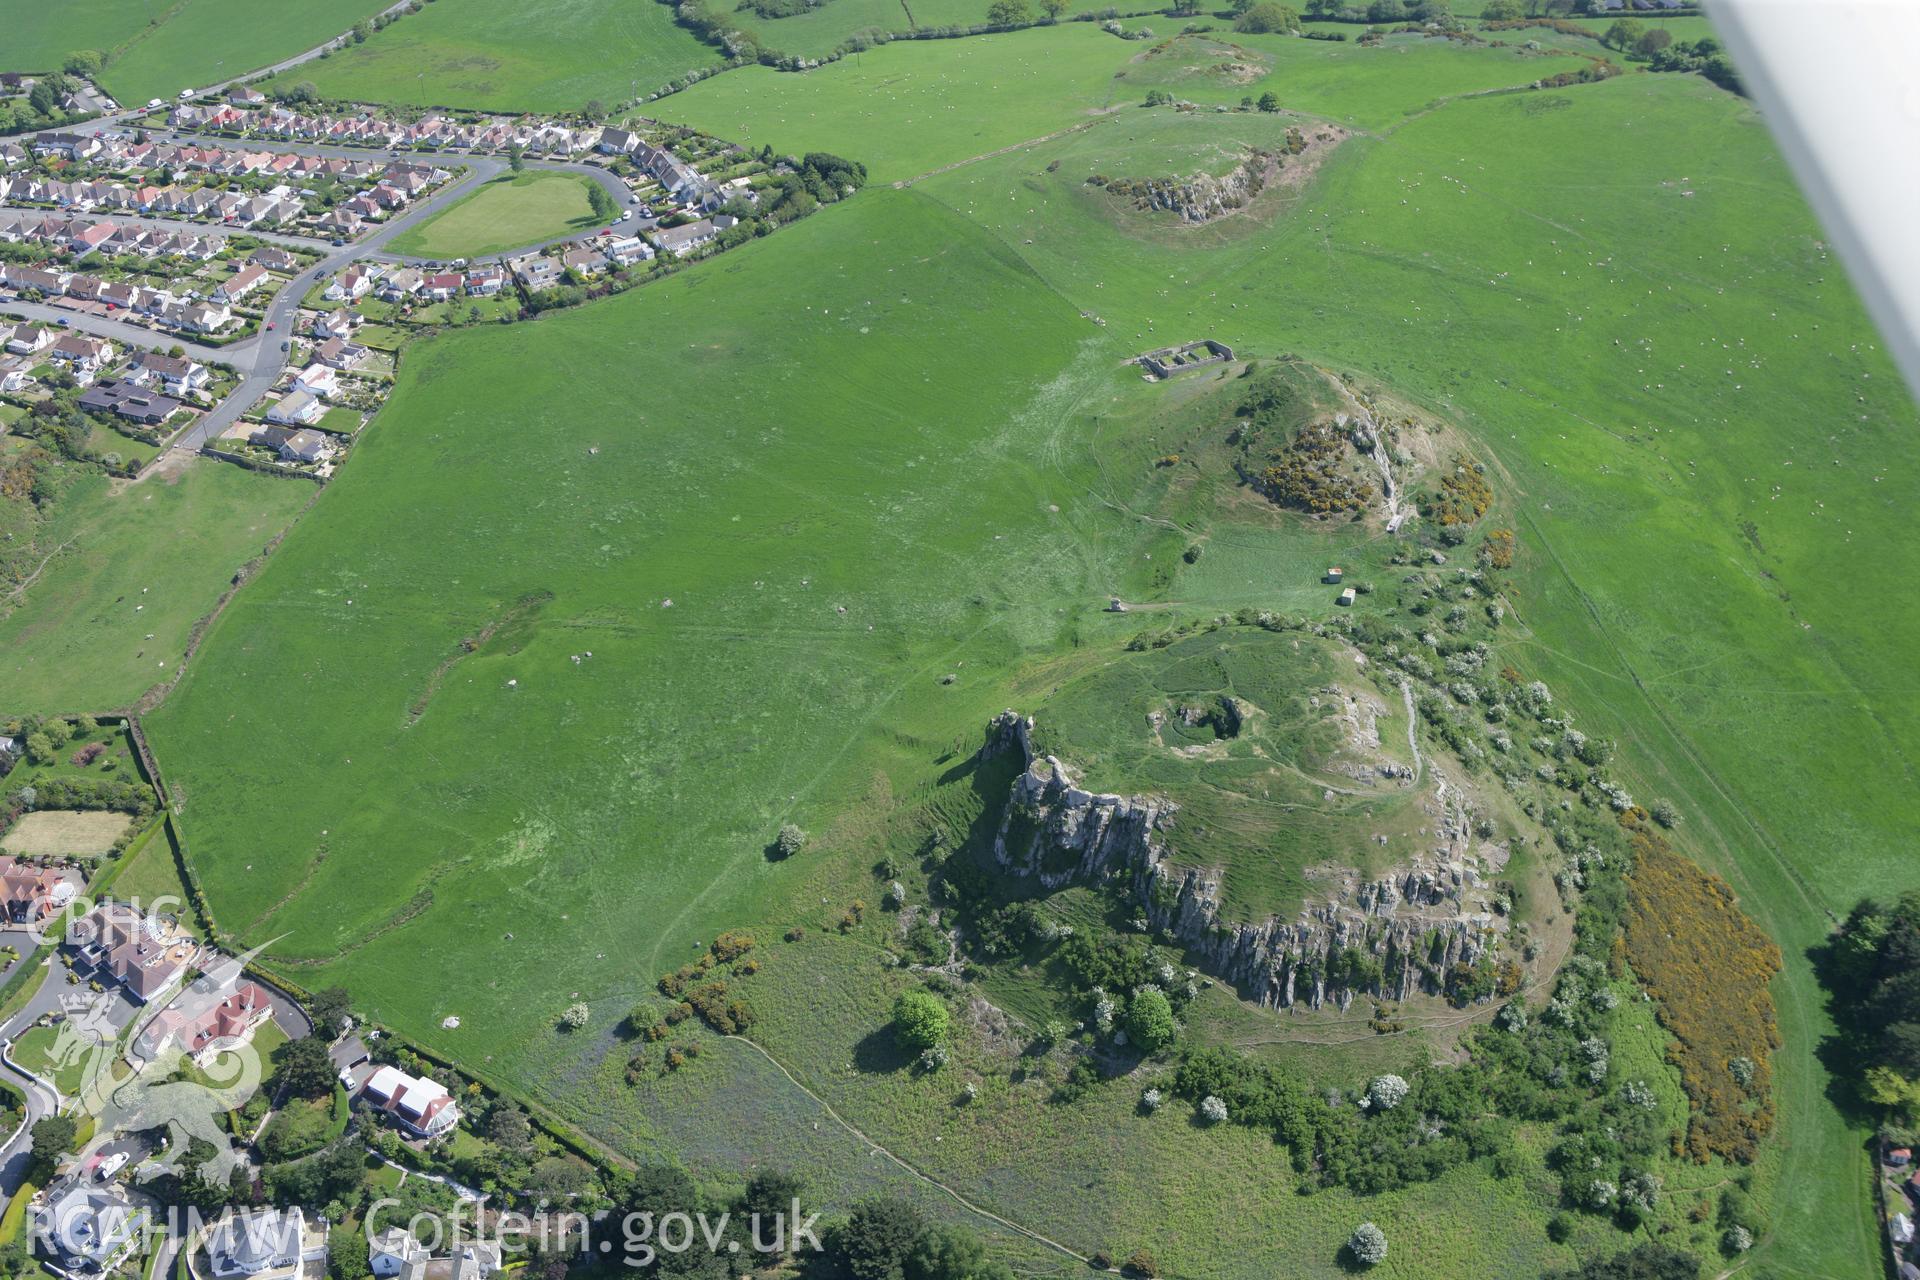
[280,340,290,351]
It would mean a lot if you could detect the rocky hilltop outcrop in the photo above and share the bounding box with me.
[1087,153,1274,224]
[982,711,1508,1010]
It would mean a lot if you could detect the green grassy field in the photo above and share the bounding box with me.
[0,1,1887,1272]
[650,25,1580,185]
[0,0,153,76]
[263,0,721,112]
[69,0,400,105]
[387,171,600,259]
[143,186,1132,1068]
[0,460,312,716]
[903,72,1903,1278]
[727,0,1117,61]
[650,24,1135,183]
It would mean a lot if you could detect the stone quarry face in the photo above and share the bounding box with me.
[980,709,1516,1012]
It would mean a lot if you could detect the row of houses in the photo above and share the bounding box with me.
[48,135,393,187]
[0,210,228,261]
[324,259,509,304]
[0,321,117,383]
[505,231,656,290]
[1,173,303,227]
[71,351,222,430]
[0,261,235,333]
[173,102,597,157]
[596,130,715,206]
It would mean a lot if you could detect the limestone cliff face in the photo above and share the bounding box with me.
[1133,158,1269,223]
[983,711,1504,1010]
[1089,153,1272,224]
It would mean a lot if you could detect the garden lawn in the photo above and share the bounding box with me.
[10,1024,92,1096]
[106,827,197,920]
[263,0,721,113]
[0,811,129,856]
[387,172,600,260]
[0,459,311,715]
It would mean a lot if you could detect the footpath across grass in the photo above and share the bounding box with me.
[388,171,601,260]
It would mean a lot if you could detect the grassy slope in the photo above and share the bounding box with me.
[265,0,720,112]
[0,0,151,75]
[103,20,1904,1280]
[0,460,311,716]
[93,0,399,104]
[650,24,1133,183]
[727,0,1119,61]
[906,74,1902,1276]
[652,26,1562,184]
[144,187,1130,1084]
[386,171,598,259]
[1116,29,1574,127]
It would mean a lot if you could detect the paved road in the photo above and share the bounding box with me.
[168,156,505,452]
[0,960,72,1208]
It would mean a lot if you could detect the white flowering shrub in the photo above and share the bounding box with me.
[1622,1080,1657,1110]
[886,880,906,906]
[1495,1002,1529,1032]
[561,1002,590,1029]
[1346,1223,1388,1267]
[1199,1095,1228,1124]
[1366,1074,1409,1111]
[1589,987,1619,1012]
[1140,1087,1163,1112]
[1586,1179,1617,1210]
[1730,1055,1756,1087]
[918,1044,950,1072]
[1622,1172,1661,1211]
[1723,1226,1752,1254]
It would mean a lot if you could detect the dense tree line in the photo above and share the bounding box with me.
[1824,892,1920,1126]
